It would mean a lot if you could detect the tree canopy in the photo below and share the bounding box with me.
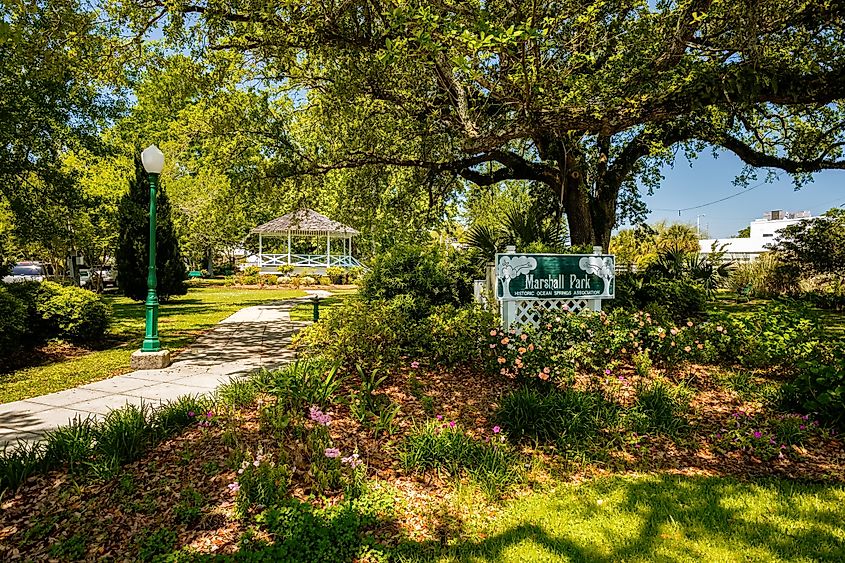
[114,0,845,247]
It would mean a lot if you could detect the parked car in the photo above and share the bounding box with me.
[93,265,117,289]
[79,267,92,288]
[2,262,47,283]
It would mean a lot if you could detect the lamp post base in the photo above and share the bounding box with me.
[130,349,172,370]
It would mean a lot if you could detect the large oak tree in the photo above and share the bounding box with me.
[120,0,845,247]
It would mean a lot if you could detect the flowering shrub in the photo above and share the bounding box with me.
[232,449,290,518]
[491,301,825,384]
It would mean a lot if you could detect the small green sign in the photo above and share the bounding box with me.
[495,253,615,300]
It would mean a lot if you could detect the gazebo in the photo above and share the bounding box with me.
[250,209,363,273]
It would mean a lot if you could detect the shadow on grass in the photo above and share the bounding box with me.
[389,475,845,562]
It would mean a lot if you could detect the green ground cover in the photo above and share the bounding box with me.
[397,475,845,562]
[0,286,305,403]
[711,292,845,337]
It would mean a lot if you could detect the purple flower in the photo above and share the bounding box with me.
[753,431,762,439]
[492,426,501,434]
[715,433,722,439]
[206,411,214,418]
[188,411,195,418]
[228,482,240,492]
[449,420,456,429]
[309,406,331,426]
[799,425,806,430]
[436,415,443,420]
[324,447,341,458]
[604,369,612,375]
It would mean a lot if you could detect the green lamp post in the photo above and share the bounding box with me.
[130,145,172,369]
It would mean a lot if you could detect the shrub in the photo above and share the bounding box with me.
[300,275,317,286]
[264,274,279,285]
[783,342,845,429]
[495,387,620,448]
[423,304,495,367]
[723,300,821,368]
[277,264,296,275]
[0,286,26,358]
[610,274,707,321]
[326,266,347,284]
[36,282,111,343]
[360,244,476,316]
[294,296,419,369]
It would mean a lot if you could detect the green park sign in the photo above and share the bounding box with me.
[495,253,616,301]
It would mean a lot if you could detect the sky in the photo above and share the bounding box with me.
[638,151,845,239]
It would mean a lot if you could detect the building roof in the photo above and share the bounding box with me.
[251,209,359,236]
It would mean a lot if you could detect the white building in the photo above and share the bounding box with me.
[699,210,812,262]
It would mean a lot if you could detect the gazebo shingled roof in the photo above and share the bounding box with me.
[251,209,359,237]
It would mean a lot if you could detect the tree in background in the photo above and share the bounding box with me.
[610,222,699,269]
[771,208,845,277]
[115,154,186,302]
[118,1,845,248]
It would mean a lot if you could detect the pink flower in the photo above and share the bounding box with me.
[436,414,443,420]
[490,329,497,337]
[411,361,420,369]
[228,482,240,492]
[341,453,362,467]
[753,431,762,439]
[449,420,456,428]
[604,369,612,375]
[253,460,260,467]
[520,333,528,341]
[206,411,214,418]
[492,426,501,434]
[324,447,341,458]
[188,411,195,418]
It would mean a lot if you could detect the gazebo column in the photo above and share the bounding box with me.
[287,232,291,265]
[258,234,263,268]
[326,233,331,267]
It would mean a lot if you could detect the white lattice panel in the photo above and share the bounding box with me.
[502,298,598,331]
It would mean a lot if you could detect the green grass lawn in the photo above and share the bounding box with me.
[396,475,845,562]
[0,286,306,403]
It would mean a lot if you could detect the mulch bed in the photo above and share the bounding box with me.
[1,363,843,560]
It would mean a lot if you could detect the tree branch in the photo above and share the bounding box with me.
[716,135,845,173]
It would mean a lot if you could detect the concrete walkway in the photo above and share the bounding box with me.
[0,299,311,445]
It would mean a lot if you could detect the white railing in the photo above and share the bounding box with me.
[259,254,363,268]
